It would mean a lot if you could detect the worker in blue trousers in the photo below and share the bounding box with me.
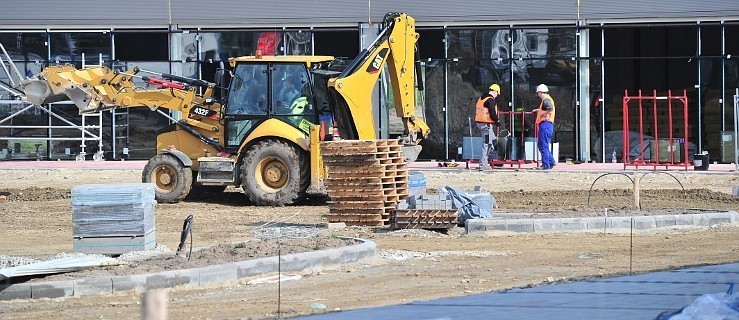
[532,84,556,170]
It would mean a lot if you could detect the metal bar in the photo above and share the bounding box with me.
[601,26,606,163]
[683,90,689,171]
[0,99,30,105]
[0,137,97,141]
[721,23,726,132]
[668,91,674,163]
[0,126,101,129]
[653,90,659,166]
[734,89,738,171]
[639,90,646,163]
[443,27,449,160]
[622,91,629,169]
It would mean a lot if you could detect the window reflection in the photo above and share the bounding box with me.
[227,64,268,115]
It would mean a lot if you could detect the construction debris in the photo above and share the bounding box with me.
[321,140,409,226]
[0,255,118,280]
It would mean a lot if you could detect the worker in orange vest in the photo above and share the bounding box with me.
[532,84,556,170]
[475,84,501,171]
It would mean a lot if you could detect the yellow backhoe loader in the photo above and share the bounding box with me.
[15,12,429,206]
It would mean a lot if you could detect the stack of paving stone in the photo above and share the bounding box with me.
[394,194,458,229]
[71,183,157,255]
[321,140,409,226]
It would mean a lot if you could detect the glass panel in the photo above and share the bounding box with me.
[725,58,739,132]
[605,26,697,58]
[513,28,576,59]
[588,28,602,58]
[418,59,445,159]
[0,33,47,82]
[699,58,723,158]
[0,102,47,160]
[588,59,604,160]
[171,32,198,62]
[199,31,280,62]
[727,25,739,56]
[49,103,85,160]
[285,30,312,55]
[700,25,722,57]
[513,58,577,159]
[313,30,359,59]
[271,63,311,115]
[417,29,444,59]
[49,32,111,67]
[114,32,167,61]
[227,63,268,115]
[226,119,258,147]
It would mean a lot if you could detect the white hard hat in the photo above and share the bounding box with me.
[536,84,549,93]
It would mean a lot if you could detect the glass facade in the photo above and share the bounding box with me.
[1,21,739,162]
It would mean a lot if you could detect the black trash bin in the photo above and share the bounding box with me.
[693,153,709,171]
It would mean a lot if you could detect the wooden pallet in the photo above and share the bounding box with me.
[320,139,409,226]
[393,209,458,230]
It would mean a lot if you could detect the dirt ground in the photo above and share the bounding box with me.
[1,169,739,319]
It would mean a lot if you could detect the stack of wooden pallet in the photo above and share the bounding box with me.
[321,140,409,226]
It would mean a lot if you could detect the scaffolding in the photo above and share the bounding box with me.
[0,43,104,161]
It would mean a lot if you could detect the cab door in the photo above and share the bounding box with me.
[224,63,269,152]
[269,63,316,134]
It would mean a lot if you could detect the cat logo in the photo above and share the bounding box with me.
[366,48,389,74]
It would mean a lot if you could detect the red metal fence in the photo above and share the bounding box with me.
[622,90,690,170]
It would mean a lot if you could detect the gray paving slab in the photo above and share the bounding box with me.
[73,278,112,296]
[294,263,739,320]
[0,283,31,300]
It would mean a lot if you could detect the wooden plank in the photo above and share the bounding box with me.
[325,213,388,221]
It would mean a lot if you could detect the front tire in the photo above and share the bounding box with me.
[240,139,309,206]
[142,154,193,203]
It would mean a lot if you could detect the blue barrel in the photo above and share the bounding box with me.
[408,171,427,196]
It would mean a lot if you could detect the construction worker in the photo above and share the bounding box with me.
[475,84,501,170]
[532,84,556,170]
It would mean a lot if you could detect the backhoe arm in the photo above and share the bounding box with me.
[329,13,430,147]
[18,65,221,133]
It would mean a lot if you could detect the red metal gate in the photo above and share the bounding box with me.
[622,90,690,170]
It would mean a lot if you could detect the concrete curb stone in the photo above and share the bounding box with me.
[31,280,74,299]
[466,211,738,235]
[0,238,376,301]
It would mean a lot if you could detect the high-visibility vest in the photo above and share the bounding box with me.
[536,95,556,125]
[475,96,497,123]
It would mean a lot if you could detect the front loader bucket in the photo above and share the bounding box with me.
[20,78,96,113]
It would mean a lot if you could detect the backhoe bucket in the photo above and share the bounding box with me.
[20,78,96,112]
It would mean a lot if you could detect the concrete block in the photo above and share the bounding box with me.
[506,219,535,233]
[585,217,611,230]
[146,271,186,290]
[73,278,112,296]
[327,222,346,230]
[31,280,74,299]
[560,218,588,231]
[465,219,506,234]
[174,269,200,287]
[674,214,696,226]
[705,211,735,226]
[534,219,561,232]
[236,258,278,278]
[654,215,676,228]
[198,264,238,286]
[610,217,633,229]
[692,214,709,226]
[732,186,739,196]
[0,283,31,300]
[111,274,147,292]
[632,216,657,230]
[279,255,312,272]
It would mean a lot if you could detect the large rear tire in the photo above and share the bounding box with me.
[142,154,193,203]
[240,139,309,206]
